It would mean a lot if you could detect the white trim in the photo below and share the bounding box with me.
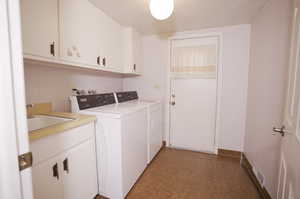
[215,33,223,154]
[277,156,287,199]
[165,32,223,154]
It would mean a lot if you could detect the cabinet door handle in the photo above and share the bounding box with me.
[102,57,106,66]
[52,163,59,180]
[133,64,136,71]
[97,56,100,65]
[50,42,55,56]
[63,158,69,173]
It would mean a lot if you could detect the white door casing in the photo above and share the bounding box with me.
[277,1,300,198]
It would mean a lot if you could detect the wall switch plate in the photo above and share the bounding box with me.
[154,84,161,89]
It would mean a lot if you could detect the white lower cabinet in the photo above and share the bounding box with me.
[32,156,64,199]
[63,139,98,199]
[31,123,98,199]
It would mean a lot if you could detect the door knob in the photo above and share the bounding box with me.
[273,126,288,137]
[170,101,175,106]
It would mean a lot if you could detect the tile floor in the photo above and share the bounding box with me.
[100,148,261,199]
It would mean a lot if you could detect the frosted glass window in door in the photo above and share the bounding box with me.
[172,42,217,77]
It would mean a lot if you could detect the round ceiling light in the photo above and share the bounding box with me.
[150,0,174,20]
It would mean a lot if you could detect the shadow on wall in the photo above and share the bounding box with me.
[24,63,123,112]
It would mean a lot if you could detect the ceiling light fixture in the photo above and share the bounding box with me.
[150,0,174,20]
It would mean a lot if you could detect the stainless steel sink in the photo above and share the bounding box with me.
[27,115,73,131]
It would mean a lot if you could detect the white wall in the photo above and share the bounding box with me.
[24,63,123,112]
[123,25,251,151]
[123,35,169,139]
[244,0,292,197]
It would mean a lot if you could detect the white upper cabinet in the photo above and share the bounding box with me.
[123,28,143,75]
[20,0,142,75]
[59,0,101,68]
[20,0,59,59]
[100,16,123,72]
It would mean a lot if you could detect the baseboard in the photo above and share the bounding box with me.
[95,194,109,199]
[241,153,272,199]
[218,149,241,159]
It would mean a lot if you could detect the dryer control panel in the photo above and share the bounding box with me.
[115,91,138,103]
[76,93,116,110]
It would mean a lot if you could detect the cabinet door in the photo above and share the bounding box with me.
[122,28,134,73]
[59,0,101,67]
[20,0,59,59]
[62,139,98,199]
[101,16,123,72]
[122,28,142,74]
[32,156,64,199]
[132,30,143,74]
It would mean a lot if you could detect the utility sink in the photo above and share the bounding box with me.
[28,115,73,132]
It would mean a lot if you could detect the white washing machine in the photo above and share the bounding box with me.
[115,91,163,163]
[70,93,148,199]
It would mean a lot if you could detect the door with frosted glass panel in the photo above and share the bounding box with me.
[170,37,218,153]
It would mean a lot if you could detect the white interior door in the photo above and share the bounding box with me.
[170,78,217,153]
[0,0,33,199]
[169,37,218,153]
[276,2,300,199]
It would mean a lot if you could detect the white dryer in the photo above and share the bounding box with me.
[115,91,163,163]
[70,93,148,199]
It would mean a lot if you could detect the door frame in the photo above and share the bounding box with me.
[0,0,33,199]
[165,32,223,154]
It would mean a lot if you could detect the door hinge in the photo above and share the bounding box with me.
[18,152,33,171]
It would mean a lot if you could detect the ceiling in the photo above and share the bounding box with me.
[89,0,269,35]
